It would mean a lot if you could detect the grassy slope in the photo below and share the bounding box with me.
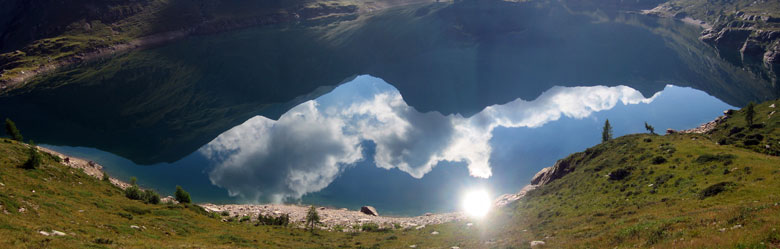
[0,139,481,248]
[487,100,780,248]
[710,100,780,156]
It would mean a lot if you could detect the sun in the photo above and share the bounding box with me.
[461,189,491,218]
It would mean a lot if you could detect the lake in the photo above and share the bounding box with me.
[0,0,775,216]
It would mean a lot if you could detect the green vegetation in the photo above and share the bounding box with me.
[745,102,756,128]
[4,119,22,142]
[21,145,42,170]
[482,99,780,248]
[174,185,191,204]
[645,121,656,135]
[709,99,780,156]
[0,137,471,248]
[602,119,613,142]
[306,205,320,232]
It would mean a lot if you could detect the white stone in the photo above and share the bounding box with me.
[130,225,140,229]
[431,231,439,235]
[38,231,50,236]
[770,104,775,108]
[530,240,545,247]
[415,225,426,230]
[51,230,66,236]
[409,245,417,248]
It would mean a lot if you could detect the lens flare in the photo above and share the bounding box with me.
[461,189,491,218]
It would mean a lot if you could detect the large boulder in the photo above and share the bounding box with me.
[360,206,379,216]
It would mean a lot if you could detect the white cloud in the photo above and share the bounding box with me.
[200,76,660,202]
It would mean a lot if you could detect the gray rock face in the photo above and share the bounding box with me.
[530,157,576,186]
[360,206,379,216]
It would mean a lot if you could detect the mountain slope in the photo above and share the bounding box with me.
[488,100,780,248]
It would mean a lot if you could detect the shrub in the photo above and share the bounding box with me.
[361,223,380,232]
[143,189,160,204]
[644,122,655,134]
[221,211,230,216]
[130,177,137,185]
[239,216,251,222]
[124,185,143,200]
[102,172,110,182]
[694,154,735,164]
[94,238,113,244]
[699,182,735,199]
[175,186,191,204]
[651,156,667,164]
[256,213,290,226]
[4,118,23,141]
[22,146,42,170]
[654,174,674,185]
[609,168,631,181]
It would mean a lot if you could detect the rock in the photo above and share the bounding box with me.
[451,247,460,249]
[530,240,545,247]
[409,245,417,248]
[51,230,66,236]
[360,206,379,216]
[530,157,576,186]
[741,39,764,57]
[319,207,326,210]
[130,225,140,229]
[424,212,433,216]
[18,207,25,213]
[724,109,735,115]
[39,231,50,236]
[770,104,776,108]
[431,231,439,235]
[666,128,677,134]
[415,225,426,230]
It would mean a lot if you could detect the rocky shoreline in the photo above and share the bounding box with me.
[200,203,467,232]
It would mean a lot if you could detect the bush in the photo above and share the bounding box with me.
[94,238,113,245]
[651,156,667,164]
[694,154,735,164]
[361,223,380,232]
[256,213,290,226]
[4,118,23,141]
[221,211,230,216]
[124,185,143,200]
[699,182,736,199]
[143,189,160,204]
[102,172,110,182]
[22,146,42,170]
[239,216,251,222]
[175,186,191,203]
[609,168,631,181]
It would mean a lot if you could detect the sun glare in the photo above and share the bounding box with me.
[461,189,491,218]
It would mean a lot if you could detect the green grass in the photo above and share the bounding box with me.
[477,100,780,248]
[0,138,476,248]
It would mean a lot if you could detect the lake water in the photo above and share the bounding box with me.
[1,0,774,215]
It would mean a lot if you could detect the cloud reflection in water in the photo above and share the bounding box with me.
[200,75,659,202]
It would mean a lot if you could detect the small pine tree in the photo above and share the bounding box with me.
[23,145,42,169]
[602,119,613,142]
[175,185,191,204]
[5,118,23,141]
[644,122,655,134]
[745,102,755,128]
[306,205,320,232]
[130,177,137,185]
